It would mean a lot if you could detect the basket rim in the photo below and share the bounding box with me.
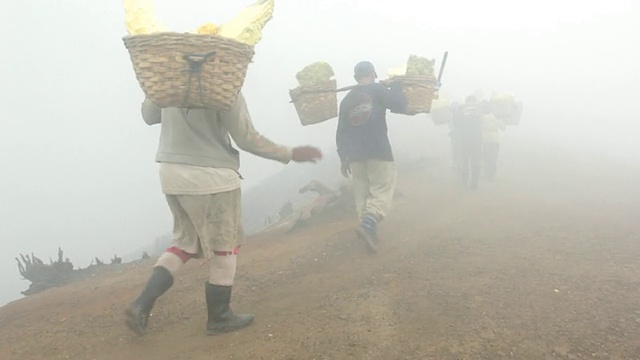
[289,79,337,98]
[122,32,255,51]
[291,78,336,88]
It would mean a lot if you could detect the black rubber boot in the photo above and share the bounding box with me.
[205,283,254,335]
[125,266,174,335]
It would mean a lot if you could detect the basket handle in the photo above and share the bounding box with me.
[288,81,435,104]
[181,51,217,108]
[183,51,217,73]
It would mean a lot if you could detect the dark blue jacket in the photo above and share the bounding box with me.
[452,101,491,145]
[336,82,406,163]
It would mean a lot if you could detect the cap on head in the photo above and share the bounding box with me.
[354,61,377,79]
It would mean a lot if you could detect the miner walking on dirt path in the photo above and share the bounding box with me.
[336,60,406,253]
[452,95,489,190]
[125,93,322,336]
[448,101,461,173]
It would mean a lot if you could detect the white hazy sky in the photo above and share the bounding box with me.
[0,0,638,305]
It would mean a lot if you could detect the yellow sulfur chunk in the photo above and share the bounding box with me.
[123,0,167,35]
[217,0,274,46]
[196,22,219,35]
[406,55,435,76]
[123,0,273,44]
[387,65,407,77]
[296,61,334,87]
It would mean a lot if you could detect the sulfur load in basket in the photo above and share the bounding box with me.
[289,62,337,126]
[430,98,454,125]
[386,55,438,115]
[389,75,439,115]
[123,33,255,110]
[121,0,274,110]
[505,102,523,125]
[289,80,338,126]
[490,92,523,125]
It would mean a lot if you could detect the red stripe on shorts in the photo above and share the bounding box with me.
[166,246,196,263]
[213,246,240,256]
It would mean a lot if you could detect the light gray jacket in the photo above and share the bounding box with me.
[142,93,292,170]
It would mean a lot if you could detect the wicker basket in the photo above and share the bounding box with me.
[390,75,438,115]
[430,99,453,125]
[123,32,255,110]
[500,101,523,125]
[289,79,338,126]
[489,92,523,126]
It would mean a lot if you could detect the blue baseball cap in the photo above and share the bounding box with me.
[354,61,377,78]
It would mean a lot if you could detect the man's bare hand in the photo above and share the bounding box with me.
[340,162,351,178]
[291,146,323,163]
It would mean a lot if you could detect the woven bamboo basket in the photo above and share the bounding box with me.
[498,101,523,125]
[289,79,338,126]
[489,92,523,125]
[389,75,438,115]
[490,97,513,118]
[430,99,453,125]
[123,32,255,110]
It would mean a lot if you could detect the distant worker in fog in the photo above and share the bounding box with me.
[336,60,406,253]
[481,112,506,181]
[452,95,489,190]
[448,101,461,173]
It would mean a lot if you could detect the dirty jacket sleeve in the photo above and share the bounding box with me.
[141,99,162,125]
[219,93,293,164]
[380,82,407,114]
[336,99,348,163]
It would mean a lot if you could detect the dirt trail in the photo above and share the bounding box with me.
[1,148,640,360]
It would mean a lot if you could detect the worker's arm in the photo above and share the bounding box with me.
[141,99,162,125]
[378,82,407,114]
[336,101,348,164]
[336,104,352,178]
[219,93,292,164]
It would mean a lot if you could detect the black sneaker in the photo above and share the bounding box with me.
[356,224,378,253]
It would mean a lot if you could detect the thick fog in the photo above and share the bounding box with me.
[1,0,638,306]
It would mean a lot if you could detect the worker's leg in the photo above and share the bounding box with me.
[125,195,198,335]
[363,159,397,222]
[349,161,370,220]
[179,189,254,335]
[356,160,397,253]
[469,141,483,190]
